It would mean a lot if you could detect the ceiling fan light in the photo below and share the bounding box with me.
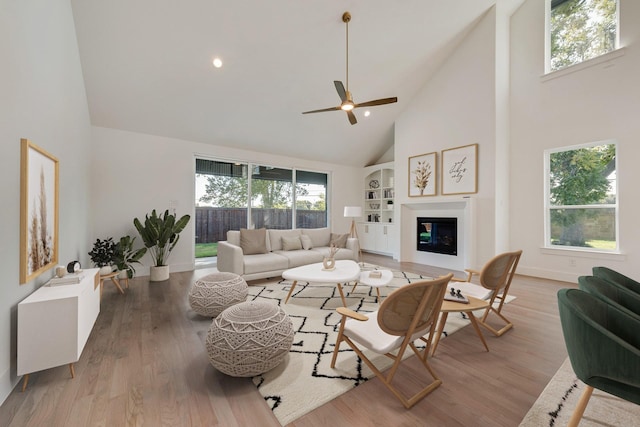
[341,103,354,111]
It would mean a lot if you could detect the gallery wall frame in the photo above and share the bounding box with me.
[441,143,478,195]
[20,138,59,284]
[408,152,437,197]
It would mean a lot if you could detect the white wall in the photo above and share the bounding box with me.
[0,0,92,402]
[510,0,640,282]
[395,8,497,269]
[90,126,362,275]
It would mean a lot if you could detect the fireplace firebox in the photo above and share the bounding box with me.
[417,217,457,256]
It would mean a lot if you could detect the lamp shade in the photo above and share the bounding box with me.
[344,206,362,218]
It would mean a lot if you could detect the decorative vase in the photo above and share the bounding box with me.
[150,265,170,282]
[322,257,336,270]
[99,265,113,276]
[118,270,129,280]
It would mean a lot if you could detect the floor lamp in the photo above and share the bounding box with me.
[344,206,363,265]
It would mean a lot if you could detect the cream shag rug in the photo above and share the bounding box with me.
[519,357,640,427]
[245,265,508,426]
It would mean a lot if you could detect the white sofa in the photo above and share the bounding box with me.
[217,228,359,281]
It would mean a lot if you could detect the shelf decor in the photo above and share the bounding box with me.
[408,152,437,197]
[20,138,59,284]
[441,143,478,195]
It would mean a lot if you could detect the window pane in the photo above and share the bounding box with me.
[549,143,616,206]
[195,160,249,258]
[550,0,617,71]
[550,208,616,249]
[250,165,293,229]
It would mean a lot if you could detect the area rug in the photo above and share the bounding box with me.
[519,357,640,427]
[246,264,512,426]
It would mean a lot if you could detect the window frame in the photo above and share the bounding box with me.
[543,140,619,253]
[545,0,620,74]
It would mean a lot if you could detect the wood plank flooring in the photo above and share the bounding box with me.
[0,253,576,426]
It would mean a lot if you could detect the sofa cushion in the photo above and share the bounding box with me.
[274,250,323,268]
[268,229,302,252]
[313,246,355,260]
[282,236,303,251]
[302,228,331,247]
[300,235,313,250]
[240,228,268,255]
[243,252,289,275]
[330,233,349,248]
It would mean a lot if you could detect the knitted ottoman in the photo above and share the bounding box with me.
[206,301,294,377]
[189,272,248,317]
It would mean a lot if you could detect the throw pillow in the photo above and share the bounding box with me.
[300,235,313,250]
[240,228,268,255]
[330,233,348,248]
[282,236,302,251]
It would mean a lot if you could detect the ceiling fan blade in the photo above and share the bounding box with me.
[334,81,347,102]
[347,110,357,125]
[302,106,341,114]
[354,97,398,108]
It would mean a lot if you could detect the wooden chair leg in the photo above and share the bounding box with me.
[568,385,594,427]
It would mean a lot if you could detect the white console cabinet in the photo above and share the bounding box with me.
[18,268,100,389]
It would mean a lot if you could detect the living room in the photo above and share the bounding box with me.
[2,0,639,424]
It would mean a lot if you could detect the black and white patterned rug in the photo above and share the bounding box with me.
[519,357,640,427]
[245,265,498,426]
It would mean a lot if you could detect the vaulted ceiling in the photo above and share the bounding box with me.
[71,1,507,167]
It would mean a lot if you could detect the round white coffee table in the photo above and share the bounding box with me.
[352,270,394,303]
[282,260,361,306]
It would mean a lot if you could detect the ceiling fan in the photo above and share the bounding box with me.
[302,11,398,125]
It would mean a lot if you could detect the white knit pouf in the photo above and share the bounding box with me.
[189,272,248,317]
[206,301,294,377]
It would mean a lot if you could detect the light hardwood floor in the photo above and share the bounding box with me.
[0,253,576,426]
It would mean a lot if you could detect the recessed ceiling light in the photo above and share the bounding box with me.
[364,110,371,117]
[212,57,223,68]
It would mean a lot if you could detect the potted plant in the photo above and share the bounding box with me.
[114,236,147,279]
[88,238,117,275]
[133,209,191,281]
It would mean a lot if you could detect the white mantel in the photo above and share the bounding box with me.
[400,198,476,272]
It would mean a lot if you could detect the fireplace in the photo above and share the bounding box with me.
[416,217,457,256]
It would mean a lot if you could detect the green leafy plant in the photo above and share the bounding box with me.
[88,238,116,268]
[133,209,191,267]
[114,236,147,278]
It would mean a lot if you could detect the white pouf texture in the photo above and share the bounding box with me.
[189,272,248,317]
[206,301,294,377]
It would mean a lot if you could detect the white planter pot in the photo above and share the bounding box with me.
[99,266,113,276]
[150,265,170,282]
[117,270,129,280]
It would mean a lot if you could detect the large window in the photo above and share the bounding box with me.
[545,141,617,251]
[194,159,328,258]
[548,0,618,72]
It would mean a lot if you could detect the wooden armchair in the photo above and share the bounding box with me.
[450,250,522,336]
[330,274,452,409]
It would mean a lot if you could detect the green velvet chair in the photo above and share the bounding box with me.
[592,266,640,294]
[578,275,640,317]
[557,288,640,427]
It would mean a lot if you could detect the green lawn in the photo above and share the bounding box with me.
[585,240,617,250]
[195,243,218,258]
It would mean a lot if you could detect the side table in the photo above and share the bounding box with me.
[430,295,490,356]
[352,270,394,303]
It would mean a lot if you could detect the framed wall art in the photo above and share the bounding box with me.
[408,152,437,197]
[20,138,59,284]
[441,143,478,195]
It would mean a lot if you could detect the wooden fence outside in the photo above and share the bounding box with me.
[195,207,327,243]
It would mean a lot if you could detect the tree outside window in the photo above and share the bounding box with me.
[546,142,617,250]
[550,0,618,72]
